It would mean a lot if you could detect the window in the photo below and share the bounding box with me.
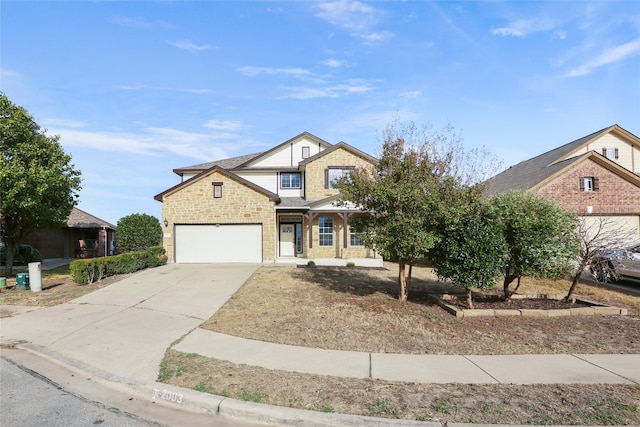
[281,173,301,189]
[325,167,354,189]
[302,146,310,159]
[350,228,364,246]
[212,182,223,198]
[580,176,599,192]
[318,216,333,246]
[602,147,619,160]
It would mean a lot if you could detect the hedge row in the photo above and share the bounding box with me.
[70,246,168,284]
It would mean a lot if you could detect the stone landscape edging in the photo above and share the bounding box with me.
[431,293,628,318]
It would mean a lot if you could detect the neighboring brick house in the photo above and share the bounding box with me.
[154,132,381,265]
[23,207,116,259]
[484,124,640,239]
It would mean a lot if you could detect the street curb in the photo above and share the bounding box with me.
[7,342,439,427]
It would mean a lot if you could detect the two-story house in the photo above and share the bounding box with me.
[484,124,640,239]
[154,132,381,265]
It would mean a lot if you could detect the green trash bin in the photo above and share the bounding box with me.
[16,273,29,290]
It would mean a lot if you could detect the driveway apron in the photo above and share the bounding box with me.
[0,264,259,382]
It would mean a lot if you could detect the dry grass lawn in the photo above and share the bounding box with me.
[160,264,640,425]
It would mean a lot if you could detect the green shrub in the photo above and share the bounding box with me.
[346,261,356,267]
[70,246,167,284]
[307,260,316,267]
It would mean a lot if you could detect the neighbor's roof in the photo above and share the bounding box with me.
[67,207,116,230]
[484,124,640,196]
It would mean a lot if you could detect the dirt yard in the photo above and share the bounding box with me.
[0,265,122,316]
[163,264,640,425]
[2,263,638,424]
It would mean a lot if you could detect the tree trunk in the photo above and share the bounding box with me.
[5,244,15,277]
[502,272,517,300]
[466,287,474,309]
[407,264,412,294]
[565,261,586,302]
[513,276,522,293]
[398,260,408,301]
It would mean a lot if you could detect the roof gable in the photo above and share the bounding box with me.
[484,124,640,196]
[299,141,377,166]
[154,165,280,202]
[238,132,333,168]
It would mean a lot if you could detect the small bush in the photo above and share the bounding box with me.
[70,246,167,284]
[346,261,356,267]
[307,260,316,267]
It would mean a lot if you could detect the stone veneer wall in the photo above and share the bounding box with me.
[304,148,375,200]
[537,160,640,215]
[160,171,277,262]
[305,214,375,260]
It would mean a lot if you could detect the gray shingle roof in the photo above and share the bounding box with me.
[67,208,116,230]
[484,125,623,196]
[173,152,263,175]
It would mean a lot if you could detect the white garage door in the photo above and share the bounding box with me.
[175,224,262,263]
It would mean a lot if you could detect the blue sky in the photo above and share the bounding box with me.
[2,1,639,225]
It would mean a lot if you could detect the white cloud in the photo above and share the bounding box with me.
[359,31,394,43]
[399,91,422,99]
[115,84,211,94]
[314,0,377,32]
[314,0,391,43]
[167,40,214,52]
[110,16,172,29]
[52,126,233,162]
[565,38,640,77]
[237,66,312,78]
[1,68,20,78]
[204,120,244,131]
[280,80,373,99]
[323,58,350,68]
[492,18,556,37]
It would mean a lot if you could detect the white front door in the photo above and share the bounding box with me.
[279,224,295,257]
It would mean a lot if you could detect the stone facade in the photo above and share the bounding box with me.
[160,170,277,262]
[537,159,640,215]
[304,147,375,200]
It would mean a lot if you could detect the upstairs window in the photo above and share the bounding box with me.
[602,147,619,160]
[580,176,599,192]
[302,146,310,159]
[281,173,301,189]
[325,167,354,189]
[212,182,223,198]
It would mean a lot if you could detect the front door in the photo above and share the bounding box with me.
[280,224,295,257]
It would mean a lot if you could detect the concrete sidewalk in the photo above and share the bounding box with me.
[174,328,640,385]
[1,263,639,427]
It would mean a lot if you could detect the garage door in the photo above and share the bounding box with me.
[175,224,262,263]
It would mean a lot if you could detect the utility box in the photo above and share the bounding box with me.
[16,273,29,290]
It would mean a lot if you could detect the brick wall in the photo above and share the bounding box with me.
[161,171,277,262]
[537,159,640,215]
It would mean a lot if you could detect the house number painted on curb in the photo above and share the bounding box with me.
[152,388,183,404]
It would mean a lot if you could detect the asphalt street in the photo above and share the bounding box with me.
[0,357,158,427]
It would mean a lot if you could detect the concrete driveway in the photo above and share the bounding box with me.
[0,263,260,382]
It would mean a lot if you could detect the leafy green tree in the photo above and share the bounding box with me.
[433,201,508,309]
[336,121,500,301]
[0,92,82,275]
[115,213,162,252]
[489,191,580,299]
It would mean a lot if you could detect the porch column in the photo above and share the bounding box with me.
[306,212,318,249]
[339,212,350,249]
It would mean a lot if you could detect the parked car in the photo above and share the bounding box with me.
[590,243,640,283]
[0,243,43,265]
